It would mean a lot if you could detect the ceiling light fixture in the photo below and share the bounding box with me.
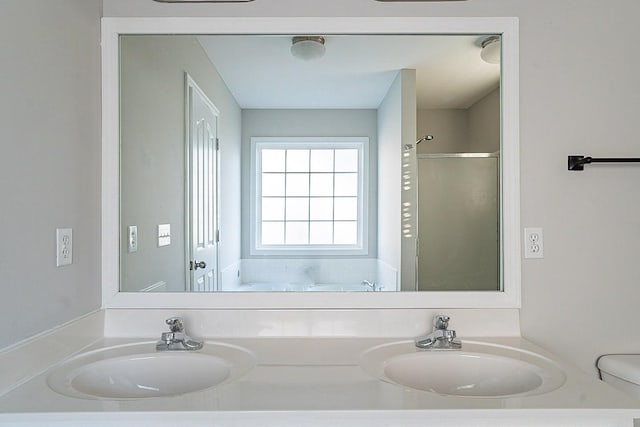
[375,0,467,2]
[480,36,501,64]
[376,0,467,2]
[290,36,326,61]
[152,0,254,3]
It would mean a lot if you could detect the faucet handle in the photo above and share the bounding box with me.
[433,315,450,330]
[165,317,184,332]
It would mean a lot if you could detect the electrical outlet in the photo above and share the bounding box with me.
[56,228,73,267]
[524,227,544,259]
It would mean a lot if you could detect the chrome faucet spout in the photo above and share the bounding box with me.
[156,317,203,351]
[415,315,461,350]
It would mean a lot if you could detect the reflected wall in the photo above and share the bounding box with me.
[119,35,243,292]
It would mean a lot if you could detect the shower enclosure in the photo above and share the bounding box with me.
[416,152,499,291]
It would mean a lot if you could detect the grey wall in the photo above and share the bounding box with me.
[468,87,500,153]
[103,0,640,376]
[241,109,378,258]
[417,87,500,154]
[417,109,468,153]
[3,0,638,377]
[120,36,242,292]
[0,0,102,349]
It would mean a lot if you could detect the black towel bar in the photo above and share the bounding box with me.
[568,155,640,171]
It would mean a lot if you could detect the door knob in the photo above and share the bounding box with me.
[191,260,207,270]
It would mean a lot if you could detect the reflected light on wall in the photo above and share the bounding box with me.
[401,141,416,239]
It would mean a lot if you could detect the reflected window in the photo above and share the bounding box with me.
[252,137,368,254]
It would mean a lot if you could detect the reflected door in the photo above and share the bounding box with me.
[187,77,219,292]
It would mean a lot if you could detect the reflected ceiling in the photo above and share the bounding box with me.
[197,35,500,110]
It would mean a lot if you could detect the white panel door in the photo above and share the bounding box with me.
[187,76,219,292]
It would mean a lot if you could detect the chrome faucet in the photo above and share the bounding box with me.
[156,317,203,351]
[415,315,462,350]
[362,280,383,292]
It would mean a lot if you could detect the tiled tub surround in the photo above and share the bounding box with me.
[1,309,639,426]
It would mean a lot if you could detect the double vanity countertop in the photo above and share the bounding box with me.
[1,333,639,426]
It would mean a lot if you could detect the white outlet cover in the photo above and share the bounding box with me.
[56,228,73,267]
[524,227,544,259]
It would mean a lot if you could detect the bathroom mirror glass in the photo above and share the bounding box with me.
[103,17,520,307]
[119,33,501,293]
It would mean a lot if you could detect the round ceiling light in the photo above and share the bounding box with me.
[480,36,501,64]
[291,36,326,61]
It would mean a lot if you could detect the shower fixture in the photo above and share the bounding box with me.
[416,135,435,145]
[405,135,435,150]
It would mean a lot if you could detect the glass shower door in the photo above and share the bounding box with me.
[416,154,499,291]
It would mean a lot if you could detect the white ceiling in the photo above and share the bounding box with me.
[197,34,500,110]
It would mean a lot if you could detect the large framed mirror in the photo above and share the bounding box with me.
[102,17,520,309]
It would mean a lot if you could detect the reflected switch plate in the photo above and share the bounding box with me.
[128,226,138,253]
[158,224,171,247]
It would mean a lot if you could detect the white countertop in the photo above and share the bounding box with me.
[1,336,639,426]
[1,309,640,426]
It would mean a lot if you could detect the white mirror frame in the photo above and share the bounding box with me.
[102,17,520,309]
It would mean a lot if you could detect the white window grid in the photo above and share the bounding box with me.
[251,137,369,255]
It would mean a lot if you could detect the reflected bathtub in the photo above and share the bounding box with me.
[306,284,380,292]
[231,283,381,292]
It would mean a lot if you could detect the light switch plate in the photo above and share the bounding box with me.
[158,224,171,247]
[128,225,138,253]
[56,228,73,267]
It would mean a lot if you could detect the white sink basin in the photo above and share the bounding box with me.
[47,341,255,400]
[360,340,566,398]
